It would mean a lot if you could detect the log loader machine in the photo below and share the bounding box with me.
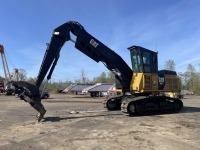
[12,21,183,122]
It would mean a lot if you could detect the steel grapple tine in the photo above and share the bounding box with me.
[12,81,46,122]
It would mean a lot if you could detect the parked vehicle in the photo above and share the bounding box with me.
[40,91,50,99]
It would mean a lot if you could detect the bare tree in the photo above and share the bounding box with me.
[164,59,176,71]
[80,69,87,84]
[17,69,27,81]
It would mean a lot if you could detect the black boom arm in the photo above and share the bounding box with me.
[36,21,133,92]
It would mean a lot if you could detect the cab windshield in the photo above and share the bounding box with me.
[131,50,142,73]
[130,47,158,73]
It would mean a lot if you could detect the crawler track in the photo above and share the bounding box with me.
[103,96,124,110]
[121,96,183,115]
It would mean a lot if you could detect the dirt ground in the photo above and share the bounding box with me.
[0,94,199,150]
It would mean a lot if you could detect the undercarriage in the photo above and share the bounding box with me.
[104,95,183,116]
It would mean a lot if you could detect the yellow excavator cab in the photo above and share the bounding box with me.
[128,46,181,94]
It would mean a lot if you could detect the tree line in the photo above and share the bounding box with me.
[0,69,115,93]
[1,61,199,95]
[165,59,200,95]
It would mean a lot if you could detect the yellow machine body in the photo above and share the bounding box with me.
[130,73,181,94]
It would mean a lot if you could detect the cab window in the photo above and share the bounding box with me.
[131,51,142,73]
[142,52,151,72]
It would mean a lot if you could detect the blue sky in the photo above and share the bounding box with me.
[0,0,200,82]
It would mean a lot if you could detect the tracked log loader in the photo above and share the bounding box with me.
[12,21,183,122]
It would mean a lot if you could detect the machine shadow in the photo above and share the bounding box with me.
[42,106,200,122]
[128,106,200,117]
[42,113,122,122]
[181,106,200,113]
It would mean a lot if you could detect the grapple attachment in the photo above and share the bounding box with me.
[12,81,46,122]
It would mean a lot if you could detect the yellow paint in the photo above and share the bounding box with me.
[130,73,181,94]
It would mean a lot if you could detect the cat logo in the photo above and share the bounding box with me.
[90,39,99,48]
[158,75,165,90]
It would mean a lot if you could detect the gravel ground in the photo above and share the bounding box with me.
[0,94,199,150]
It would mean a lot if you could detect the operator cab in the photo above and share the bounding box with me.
[128,46,158,73]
